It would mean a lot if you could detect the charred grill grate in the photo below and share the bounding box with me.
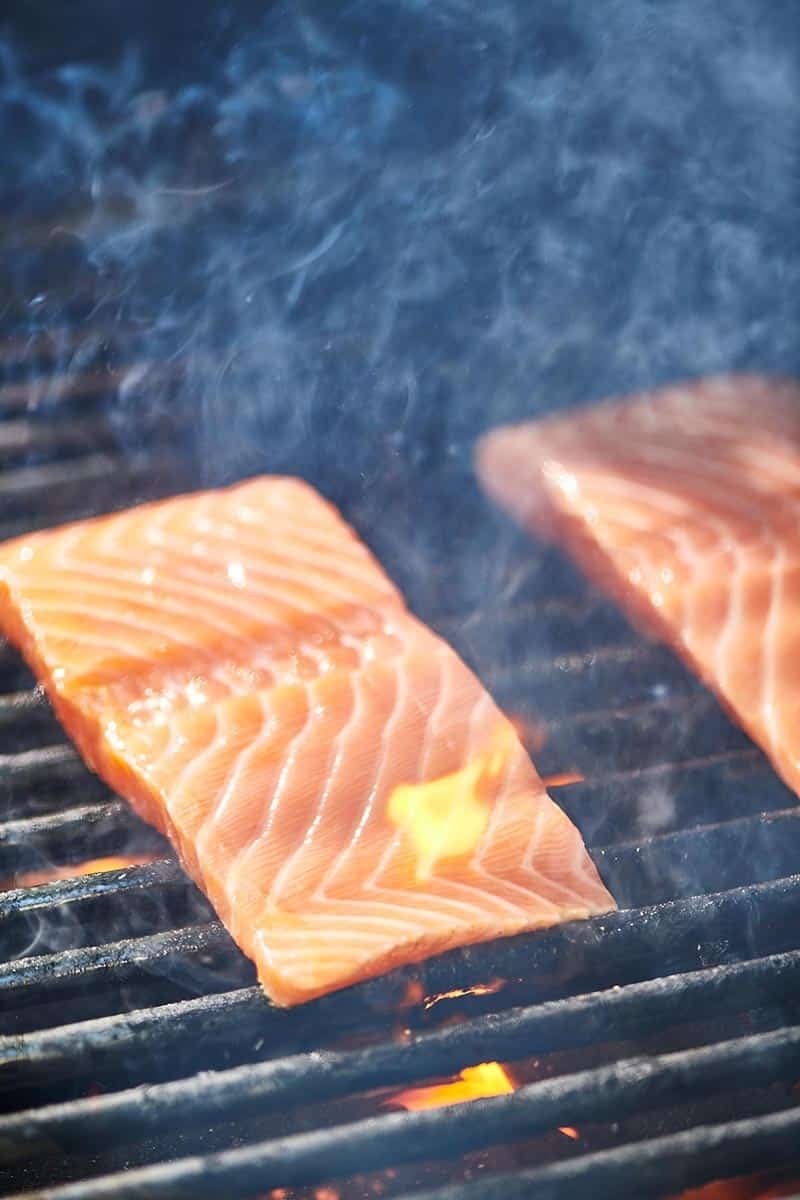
[1,336,800,1200]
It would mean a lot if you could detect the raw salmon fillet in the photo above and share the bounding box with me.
[477,374,800,797]
[0,476,613,1005]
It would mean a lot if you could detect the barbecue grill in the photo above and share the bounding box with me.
[2,327,800,1199]
[2,2,800,1196]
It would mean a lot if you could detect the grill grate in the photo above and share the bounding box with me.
[1,345,799,1199]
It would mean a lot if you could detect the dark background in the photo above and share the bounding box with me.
[1,0,798,618]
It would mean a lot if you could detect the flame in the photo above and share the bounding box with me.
[388,725,514,880]
[542,771,585,788]
[265,1189,341,1200]
[422,980,505,1009]
[264,1190,337,1200]
[557,1125,580,1140]
[674,1179,800,1200]
[389,1061,515,1112]
[8,855,158,890]
[67,855,157,876]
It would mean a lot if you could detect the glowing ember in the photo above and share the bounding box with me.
[557,1125,580,1140]
[674,1177,800,1200]
[389,1061,515,1112]
[542,771,585,788]
[8,855,158,890]
[388,725,515,880]
[402,980,425,1006]
[422,980,505,1009]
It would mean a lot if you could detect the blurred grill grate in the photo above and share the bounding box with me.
[0,349,799,1200]
[410,1111,800,1200]
[3,945,800,1171]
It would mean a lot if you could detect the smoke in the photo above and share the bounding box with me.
[2,6,795,458]
[0,3,798,765]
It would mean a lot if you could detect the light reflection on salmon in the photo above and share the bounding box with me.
[0,476,613,1006]
[478,375,800,800]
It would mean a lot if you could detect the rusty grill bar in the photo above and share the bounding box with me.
[0,352,799,1200]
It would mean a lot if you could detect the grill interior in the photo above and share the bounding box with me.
[1,331,800,1200]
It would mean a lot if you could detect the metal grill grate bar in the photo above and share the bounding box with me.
[0,859,184,919]
[0,922,239,1003]
[4,876,800,1101]
[0,417,123,470]
[406,1109,800,1200]
[0,459,196,543]
[2,872,799,1016]
[0,986,266,1107]
[437,599,634,662]
[2,949,798,1168]
[0,453,125,496]
[594,807,800,906]
[559,748,794,845]
[0,688,48,725]
[0,800,165,876]
[0,744,82,780]
[0,859,207,964]
[524,698,753,785]
[489,643,695,713]
[0,327,122,370]
[0,365,164,414]
[0,691,62,755]
[7,1027,800,1200]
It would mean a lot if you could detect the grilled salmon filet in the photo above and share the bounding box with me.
[0,476,613,1005]
[477,374,800,798]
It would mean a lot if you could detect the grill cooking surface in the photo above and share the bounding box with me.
[1,340,800,1199]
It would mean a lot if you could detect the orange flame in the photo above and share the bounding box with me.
[542,771,585,788]
[389,1061,515,1112]
[8,855,158,890]
[557,1125,580,1140]
[674,1178,800,1200]
[422,980,505,1009]
[263,1190,342,1200]
[388,725,514,880]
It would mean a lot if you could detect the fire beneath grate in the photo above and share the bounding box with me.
[1,338,800,1200]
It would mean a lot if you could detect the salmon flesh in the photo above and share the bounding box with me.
[478,375,800,799]
[0,476,613,1005]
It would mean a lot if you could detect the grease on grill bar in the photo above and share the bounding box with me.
[1,372,799,1198]
[3,852,160,891]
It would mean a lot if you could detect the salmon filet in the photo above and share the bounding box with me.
[477,374,800,798]
[0,476,613,1005]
